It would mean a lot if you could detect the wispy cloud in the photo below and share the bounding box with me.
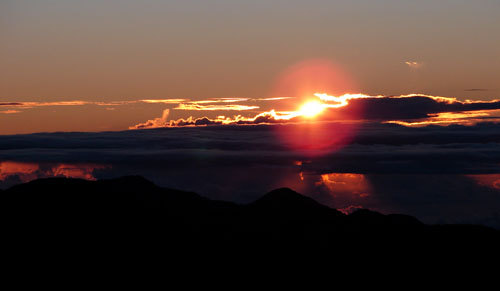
[0,95,290,113]
[0,161,108,183]
[174,104,259,111]
[191,97,250,104]
[384,109,500,127]
[255,97,294,101]
[0,101,89,108]
[0,97,260,111]
[140,99,188,104]
[0,110,21,114]
[405,61,422,69]
[464,88,489,92]
[130,93,500,129]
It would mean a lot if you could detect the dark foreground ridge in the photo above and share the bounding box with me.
[2,176,499,257]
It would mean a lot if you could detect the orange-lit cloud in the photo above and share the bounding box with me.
[397,93,500,104]
[6,91,499,134]
[384,109,500,127]
[174,104,259,111]
[140,99,188,104]
[0,161,39,182]
[255,97,294,101]
[0,161,108,183]
[129,109,170,129]
[337,205,364,215]
[405,61,422,69]
[0,110,21,114]
[318,173,371,198]
[0,97,272,117]
[129,92,373,129]
[0,101,90,109]
[0,99,177,109]
[130,92,500,130]
[188,97,250,104]
[154,109,301,127]
[50,163,106,180]
[314,93,375,108]
[467,174,500,190]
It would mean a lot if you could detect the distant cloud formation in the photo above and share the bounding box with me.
[0,97,258,110]
[405,61,422,69]
[1,122,500,227]
[3,92,499,134]
[129,109,170,130]
[0,161,107,183]
[140,99,188,104]
[255,97,294,101]
[130,93,500,129]
[174,104,259,111]
[464,88,489,92]
[0,101,89,108]
[0,96,268,115]
[0,110,20,114]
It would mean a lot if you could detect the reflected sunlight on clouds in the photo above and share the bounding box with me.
[129,92,500,130]
[0,110,21,114]
[468,174,500,190]
[0,161,109,185]
[175,104,260,111]
[405,61,422,69]
[318,173,372,198]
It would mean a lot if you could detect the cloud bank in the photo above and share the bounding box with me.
[130,93,500,129]
[1,121,500,227]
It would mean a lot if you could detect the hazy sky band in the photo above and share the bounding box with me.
[1,0,499,101]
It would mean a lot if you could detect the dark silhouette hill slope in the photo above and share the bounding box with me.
[2,176,499,258]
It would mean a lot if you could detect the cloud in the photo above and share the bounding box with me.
[0,101,89,108]
[189,97,250,104]
[140,99,188,104]
[0,96,280,116]
[1,122,500,227]
[129,109,170,130]
[464,88,488,92]
[174,104,259,111]
[0,99,186,109]
[130,93,500,129]
[405,61,422,69]
[255,97,294,101]
[0,102,24,106]
[3,122,500,175]
[384,110,500,127]
[0,110,21,114]
[0,161,108,188]
[468,174,500,190]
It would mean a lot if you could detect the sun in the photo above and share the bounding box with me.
[299,101,325,118]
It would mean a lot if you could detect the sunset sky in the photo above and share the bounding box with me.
[1,0,500,228]
[1,0,500,134]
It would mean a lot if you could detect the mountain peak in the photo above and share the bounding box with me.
[250,187,339,216]
[255,188,319,204]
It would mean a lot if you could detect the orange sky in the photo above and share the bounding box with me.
[1,0,499,134]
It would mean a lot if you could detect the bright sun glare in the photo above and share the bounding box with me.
[299,101,324,118]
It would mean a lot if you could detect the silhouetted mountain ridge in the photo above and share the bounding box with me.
[2,176,499,255]
[252,187,330,210]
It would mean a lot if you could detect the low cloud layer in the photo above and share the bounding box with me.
[1,122,499,227]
